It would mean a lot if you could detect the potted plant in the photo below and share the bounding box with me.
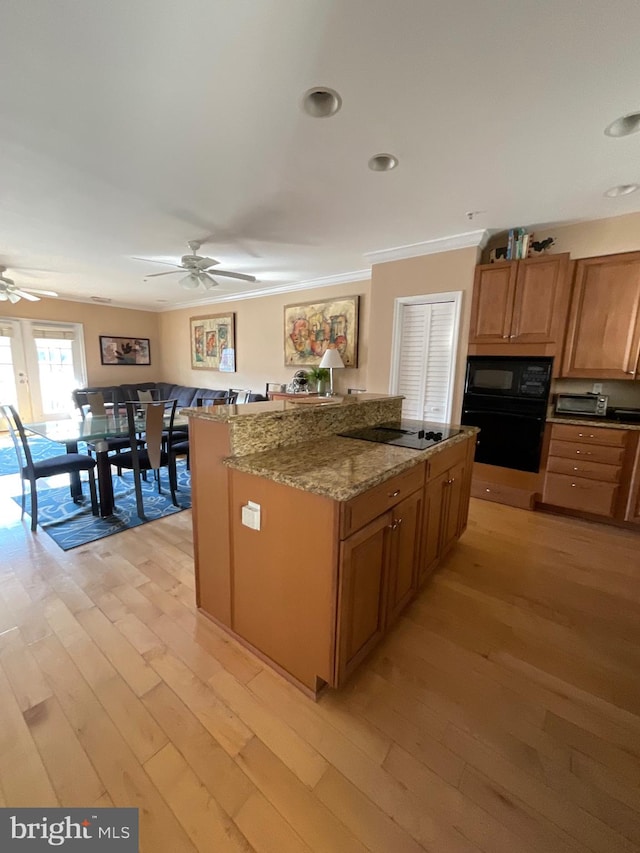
[307,365,330,395]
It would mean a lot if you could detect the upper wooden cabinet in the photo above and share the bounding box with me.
[562,251,640,379]
[469,254,571,346]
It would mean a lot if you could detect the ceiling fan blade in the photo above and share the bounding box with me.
[207,269,257,283]
[14,290,40,302]
[144,270,183,278]
[19,287,58,297]
[132,257,181,268]
[200,272,219,289]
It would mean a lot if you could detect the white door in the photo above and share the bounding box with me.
[0,318,87,423]
[389,292,462,423]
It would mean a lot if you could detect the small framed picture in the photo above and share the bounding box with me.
[99,336,151,366]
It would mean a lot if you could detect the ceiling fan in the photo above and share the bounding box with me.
[0,266,58,303]
[135,240,258,291]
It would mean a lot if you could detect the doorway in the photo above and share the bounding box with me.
[0,318,87,423]
[389,292,462,423]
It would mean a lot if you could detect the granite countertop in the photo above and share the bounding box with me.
[182,393,400,423]
[547,416,640,431]
[224,427,478,501]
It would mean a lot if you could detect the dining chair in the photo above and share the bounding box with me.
[228,389,252,404]
[265,382,286,397]
[115,399,179,520]
[195,396,230,407]
[73,388,131,471]
[1,403,99,532]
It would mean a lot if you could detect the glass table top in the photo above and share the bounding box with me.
[25,414,188,444]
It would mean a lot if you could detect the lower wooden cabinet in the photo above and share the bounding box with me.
[542,423,640,523]
[336,488,423,683]
[227,434,475,695]
[625,441,640,523]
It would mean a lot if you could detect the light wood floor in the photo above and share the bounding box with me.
[0,493,639,853]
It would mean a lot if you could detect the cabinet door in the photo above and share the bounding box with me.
[386,490,422,626]
[441,460,467,554]
[468,264,517,344]
[511,255,570,343]
[419,470,448,584]
[562,253,640,379]
[624,442,640,523]
[337,512,391,683]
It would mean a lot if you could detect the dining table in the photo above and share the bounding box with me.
[25,411,188,517]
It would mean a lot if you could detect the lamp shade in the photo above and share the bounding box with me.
[319,348,345,369]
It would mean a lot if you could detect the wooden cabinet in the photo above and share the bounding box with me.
[469,254,571,346]
[337,482,423,683]
[625,442,640,524]
[385,490,423,626]
[337,513,390,682]
[562,251,640,379]
[542,423,632,519]
[418,441,470,585]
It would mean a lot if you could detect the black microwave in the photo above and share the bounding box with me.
[465,356,553,400]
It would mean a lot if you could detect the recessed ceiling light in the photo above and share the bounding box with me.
[604,111,640,137]
[368,153,398,172]
[90,296,112,303]
[604,184,640,197]
[156,299,169,303]
[301,87,342,118]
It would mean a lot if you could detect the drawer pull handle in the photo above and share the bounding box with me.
[389,489,401,498]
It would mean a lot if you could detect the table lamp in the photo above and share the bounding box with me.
[319,347,345,396]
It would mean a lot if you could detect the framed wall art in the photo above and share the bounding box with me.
[99,336,151,366]
[284,295,359,367]
[190,313,236,371]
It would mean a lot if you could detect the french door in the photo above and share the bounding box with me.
[0,318,87,424]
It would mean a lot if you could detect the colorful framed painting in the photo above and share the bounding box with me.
[190,313,236,371]
[99,336,151,366]
[284,295,359,366]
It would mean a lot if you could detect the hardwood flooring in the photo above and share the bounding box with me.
[0,492,639,852]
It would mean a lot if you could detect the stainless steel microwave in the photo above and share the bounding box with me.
[555,393,609,417]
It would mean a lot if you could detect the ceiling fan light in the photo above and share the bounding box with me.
[7,291,20,304]
[0,291,7,301]
[179,273,201,290]
[200,273,220,289]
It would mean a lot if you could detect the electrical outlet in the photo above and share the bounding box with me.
[592,383,603,395]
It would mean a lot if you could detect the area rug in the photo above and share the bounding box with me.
[0,435,89,476]
[11,463,191,550]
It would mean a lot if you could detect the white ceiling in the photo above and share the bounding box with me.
[1,0,640,310]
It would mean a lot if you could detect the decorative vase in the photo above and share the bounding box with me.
[316,379,327,396]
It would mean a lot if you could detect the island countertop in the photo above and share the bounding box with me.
[224,427,478,501]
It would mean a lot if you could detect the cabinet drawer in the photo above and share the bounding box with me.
[550,424,627,447]
[548,439,625,466]
[341,464,424,538]
[546,456,622,483]
[426,440,468,481]
[543,473,618,517]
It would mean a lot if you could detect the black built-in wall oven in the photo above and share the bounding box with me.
[461,356,553,473]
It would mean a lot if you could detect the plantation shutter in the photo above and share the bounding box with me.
[396,299,456,422]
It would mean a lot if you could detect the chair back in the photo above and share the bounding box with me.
[0,404,35,475]
[196,396,230,407]
[73,388,120,420]
[126,399,177,470]
[265,382,286,396]
[228,389,252,404]
[137,389,159,402]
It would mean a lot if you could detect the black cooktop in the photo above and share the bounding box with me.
[338,420,461,450]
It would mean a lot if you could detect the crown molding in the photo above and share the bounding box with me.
[157,268,371,311]
[363,229,489,265]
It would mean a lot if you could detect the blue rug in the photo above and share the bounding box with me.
[0,434,89,476]
[11,463,191,550]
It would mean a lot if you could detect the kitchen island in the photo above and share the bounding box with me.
[183,395,477,697]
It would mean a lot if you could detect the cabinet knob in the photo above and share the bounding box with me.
[502,335,509,339]
[396,517,403,526]
[388,521,398,530]
[388,489,400,498]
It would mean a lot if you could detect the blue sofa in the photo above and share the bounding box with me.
[73,382,267,409]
